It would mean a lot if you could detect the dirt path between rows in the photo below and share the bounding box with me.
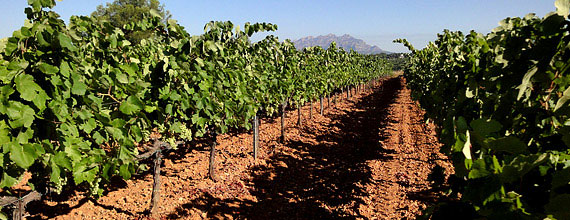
[28,76,453,219]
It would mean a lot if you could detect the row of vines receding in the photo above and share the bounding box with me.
[396,0,570,219]
[0,0,391,215]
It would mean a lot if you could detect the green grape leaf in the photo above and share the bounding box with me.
[9,143,39,169]
[71,80,87,96]
[205,41,218,52]
[119,96,143,115]
[0,85,14,105]
[15,74,43,102]
[53,151,72,170]
[92,131,105,145]
[116,71,128,84]
[192,113,207,127]
[49,164,62,185]
[48,99,69,121]
[119,63,136,76]
[3,38,18,55]
[64,142,82,162]
[500,153,548,183]
[58,33,76,51]
[119,164,131,179]
[517,66,537,100]
[488,136,527,154]
[149,9,162,18]
[6,101,35,128]
[470,118,502,138]
[33,90,48,111]
[555,86,570,112]
[73,165,99,185]
[40,0,56,8]
[130,125,143,142]
[0,172,18,188]
[101,163,114,181]
[0,120,10,143]
[15,129,33,144]
[28,0,42,11]
[59,61,71,78]
[468,159,491,179]
[38,63,59,75]
[36,31,50,47]
[81,118,97,134]
[118,144,134,161]
[105,127,124,140]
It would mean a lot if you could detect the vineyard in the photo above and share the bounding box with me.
[0,0,396,219]
[396,0,570,219]
[3,0,570,219]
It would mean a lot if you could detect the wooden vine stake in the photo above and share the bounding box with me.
[253,113,259,159]
[320,97,324,115]
[135,138,180,217]
[0,191,41,220]
[297,104,302,126]
[280,102,286,143]
[208,129,218,182]
[209,131,218,181]
[149,150,162,217]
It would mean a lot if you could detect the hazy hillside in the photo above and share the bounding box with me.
[293,34,390,54]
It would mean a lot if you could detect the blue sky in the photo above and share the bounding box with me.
[0,0,555,52]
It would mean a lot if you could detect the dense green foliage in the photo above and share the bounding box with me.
[91,0,171,42]
[92,0,171,26]
[0,0,390,200]
[397,1,570,219]
[374,53,408,71]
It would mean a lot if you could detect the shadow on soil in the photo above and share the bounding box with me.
[166,77,404,219]
[26,136,215,219]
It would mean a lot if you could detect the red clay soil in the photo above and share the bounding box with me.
[26,76,453,219]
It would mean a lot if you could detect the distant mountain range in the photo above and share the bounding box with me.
[293,34,390,54]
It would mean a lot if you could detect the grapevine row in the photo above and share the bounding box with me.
[396,1,570,218]
[0,0,390,208]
